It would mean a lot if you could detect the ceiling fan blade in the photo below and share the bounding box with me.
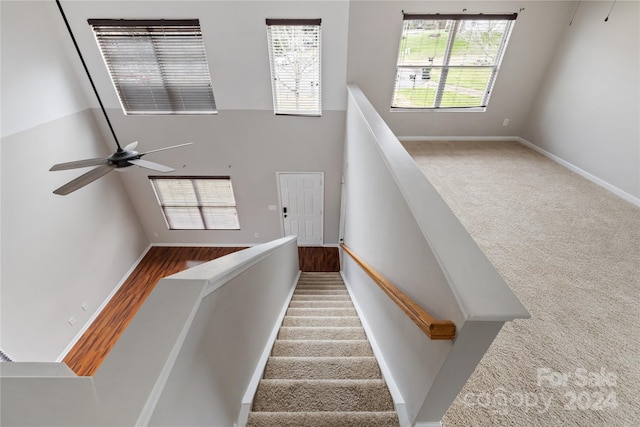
[140,142,194,156]
[128,158,175,173]
[50,157,109,171]
[53,164,116,195]
[123,141,138,152]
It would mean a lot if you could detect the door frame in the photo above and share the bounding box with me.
[276,171,324,246]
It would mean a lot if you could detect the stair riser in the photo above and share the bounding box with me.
[291,295,352,301]
[271,340,374,357]
[278,327,366,340]
[282,316,362,327]
[293,290,349,295]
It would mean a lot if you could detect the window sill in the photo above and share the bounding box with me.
[390,107,487,113]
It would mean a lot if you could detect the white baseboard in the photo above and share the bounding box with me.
[516,137,640,207]
[397,136,518,142]
[56,244,153,362]
[341,273,412,427]
[414,422,443,427]
[236,270,302,427]
[151,242,257,247]
[151,242,340,248]
[151,242,342,248]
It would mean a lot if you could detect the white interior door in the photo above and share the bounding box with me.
[278,172,324,246]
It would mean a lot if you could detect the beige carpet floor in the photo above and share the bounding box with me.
[403,140,639,427]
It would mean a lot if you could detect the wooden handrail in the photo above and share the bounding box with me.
[340,244,456,340]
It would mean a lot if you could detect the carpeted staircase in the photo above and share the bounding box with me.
[247,272,400,427]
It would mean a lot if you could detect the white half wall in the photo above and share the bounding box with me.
[522,0,640,199]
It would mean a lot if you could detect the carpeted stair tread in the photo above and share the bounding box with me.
[297,276,343,282]
[264,356,382,379]
[286,307,357,316]
[247,411,400,427]
[271,340,374,357]
[277,326,366,340]
[288,300,354,308]
[291,294,352,301]
[252,379,395,412]
[282,316,362,327]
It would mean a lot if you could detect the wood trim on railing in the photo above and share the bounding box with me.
[340,244,456,340]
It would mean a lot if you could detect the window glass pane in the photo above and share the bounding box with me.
[449,20,509,66]
[392,67,440,108]
[439,67,492,108]
[202,207,240,229]
[267,23,321,115]
[194,179,236,206]
[153,179,198,206]
[397,20,452,67]
[164,207,204,229]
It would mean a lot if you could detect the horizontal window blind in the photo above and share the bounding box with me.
[150,177,239,230]
[266,19,322,116]
[392,14,515,110]
[89,19,217,115]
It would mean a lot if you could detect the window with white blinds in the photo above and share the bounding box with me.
[392,13,516,110]
[89,19,217,115]
[266,19,322,116]
[149,177,240,230]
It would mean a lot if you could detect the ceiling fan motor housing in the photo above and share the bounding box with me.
[108,150,140,168]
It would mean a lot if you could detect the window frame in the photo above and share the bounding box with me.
[88,19,217,115]
[149,176,240,230]
[266,18,322,116]
[391,13,517,112]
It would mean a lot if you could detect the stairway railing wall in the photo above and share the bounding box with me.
[340,84,529,425]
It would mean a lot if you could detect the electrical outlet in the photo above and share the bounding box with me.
[503,118,510,126]
[254,232,260,238]
[68,317,76,326]
[81,302,88,311]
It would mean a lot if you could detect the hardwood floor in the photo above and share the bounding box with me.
[64,245,340,376]
[298,246,340,272]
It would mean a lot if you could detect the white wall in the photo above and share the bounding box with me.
[58,0,350,245]
[0,1,148,361]
[112,110,345,245]
[0,2,90,138]
[346,1,575,137]
[522,0,640,200]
